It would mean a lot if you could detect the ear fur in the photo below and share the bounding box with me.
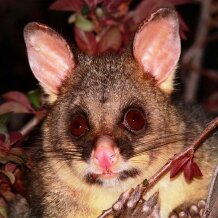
[133,8,181,93]
[24,22,75,98]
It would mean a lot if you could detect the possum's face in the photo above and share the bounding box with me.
[24,9,182,188]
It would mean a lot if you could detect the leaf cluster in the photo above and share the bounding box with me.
[0,90,44,218]
[50,0,192,55]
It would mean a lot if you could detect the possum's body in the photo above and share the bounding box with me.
[24,8,217,218]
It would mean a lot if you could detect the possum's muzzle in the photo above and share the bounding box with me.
[84,168,140,186]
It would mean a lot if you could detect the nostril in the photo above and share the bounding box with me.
[93,135,119,171]
[110,153,117,164]
[94,148,118,170]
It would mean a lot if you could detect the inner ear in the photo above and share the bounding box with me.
[133,8,181,93]
[24,22,75,95]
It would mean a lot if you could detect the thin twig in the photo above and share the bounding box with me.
[183,0,211,103]
[98,117,218,218]
[19,111,46,137]
[182,64,218,83]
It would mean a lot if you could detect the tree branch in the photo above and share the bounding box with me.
[182,0,212,103]
[19,111,46,137]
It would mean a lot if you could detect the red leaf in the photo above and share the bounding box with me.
[98,26,122,53]
[126,0,164,25]
[5,163,17,172]
[84,0,103,10]
[0,197,7,207]
[0,102,31,114]
[49,0,84,12]
[104,0,131,13]
[125,0,189,41]
[9,132,23,146]
[74,27,97,55]
[192,161,203,177]
[3,91,34,112]
[170,156,190,178]
[184,158,194,182]
[0,141,10,152]
[34,110,47,120]
[15,178,25,196]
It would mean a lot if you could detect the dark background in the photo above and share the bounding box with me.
[0,0,217,111]
[0,0,70,92]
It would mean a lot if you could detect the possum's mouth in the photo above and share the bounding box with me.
[84,168,139,185]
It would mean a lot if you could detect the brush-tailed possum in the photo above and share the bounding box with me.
[23,8,217,218]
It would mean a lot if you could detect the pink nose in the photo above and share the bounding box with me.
[93,135,118,171]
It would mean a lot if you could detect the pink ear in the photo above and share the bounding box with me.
[24,22,75,94]
[133,8,181,85]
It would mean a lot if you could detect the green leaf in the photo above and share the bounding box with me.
[0,170,15,184]
[0,123,7,134]
[0,113,10,134]
[27,89,41,109]
[143,179,149,187]
[0,113,10,125]
[0,205,8,218]
[81,4,89,15]
[75,14,94,32]
[0,154,24,165]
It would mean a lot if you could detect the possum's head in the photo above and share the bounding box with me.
[24,8,183,189]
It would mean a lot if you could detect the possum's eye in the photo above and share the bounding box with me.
[70,115,89,138]
[123,109,146,134]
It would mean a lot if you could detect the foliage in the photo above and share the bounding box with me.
[170,155,203,181]
[50,0,192,55]
[0,90,44,217]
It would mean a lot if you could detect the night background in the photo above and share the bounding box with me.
[0,0,70,93]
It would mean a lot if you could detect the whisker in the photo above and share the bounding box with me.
[132,134,185,157]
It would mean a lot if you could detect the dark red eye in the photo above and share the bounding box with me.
[70,116,89,137]
[123,109,146,133]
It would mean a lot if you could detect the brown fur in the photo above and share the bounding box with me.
[26,51,217,217]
